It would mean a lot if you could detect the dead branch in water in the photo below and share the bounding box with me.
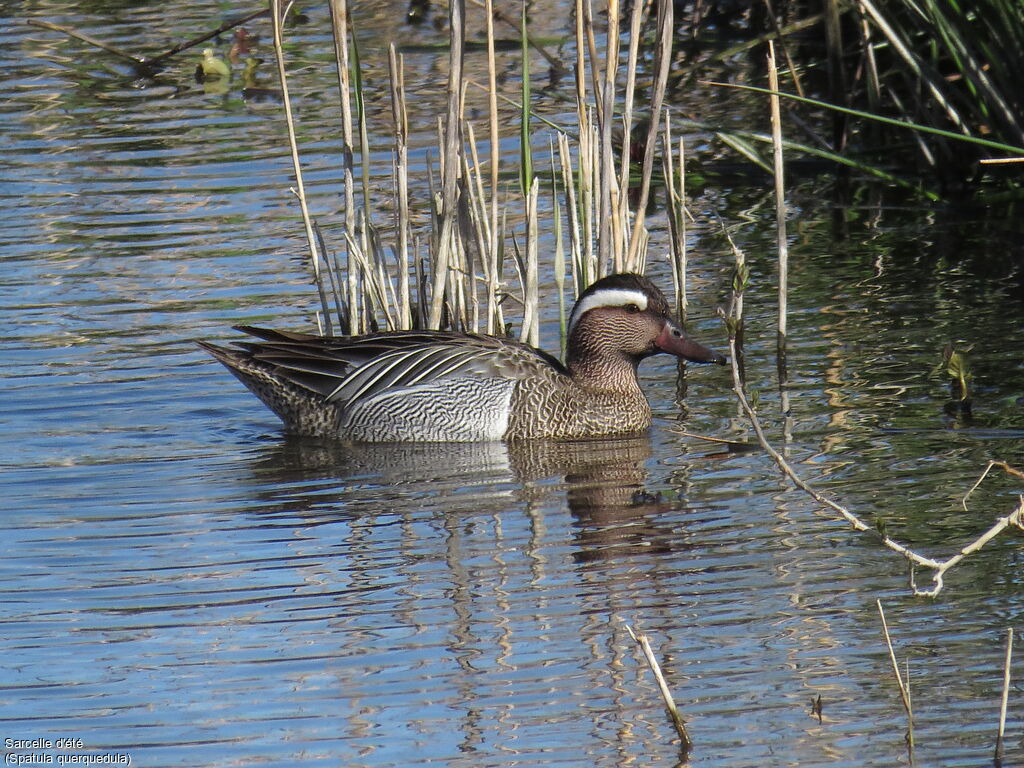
[27,9,267,72]
[626,624,692,757]
[995,627,1014,763]
[723,237,1024,596]
[877,601,914,760]
[26,19,147,68]
[147,8,268,68]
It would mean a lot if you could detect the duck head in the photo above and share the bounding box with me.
[566,273,727,367]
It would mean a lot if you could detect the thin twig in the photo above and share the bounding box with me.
[963,460,1024,510]
[995,627,1014,762]
[626,624,692,752]
[30,9,271,71]
[877,600,915,757]
[672,429,754,448]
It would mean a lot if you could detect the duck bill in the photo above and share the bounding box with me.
[655,320,727,365]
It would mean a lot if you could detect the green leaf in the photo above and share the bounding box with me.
[944,345,973,401]
[732,262,750,293]
[200,48,231,79]
[707,81,1024,157]
[519,5,533,197]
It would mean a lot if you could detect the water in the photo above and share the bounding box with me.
[3,1,1024,766]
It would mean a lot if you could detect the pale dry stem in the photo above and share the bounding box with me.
[877,600,915,755]
[995,626,1014,761]
[626,624,692,751]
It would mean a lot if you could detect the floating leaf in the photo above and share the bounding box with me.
[943,343,973,402]
[199,48,231,80]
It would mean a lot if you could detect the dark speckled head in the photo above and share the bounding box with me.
[566,273,726,365]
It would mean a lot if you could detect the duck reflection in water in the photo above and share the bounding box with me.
[243,434,686,563]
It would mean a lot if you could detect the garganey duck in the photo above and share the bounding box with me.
[198,273,725,441]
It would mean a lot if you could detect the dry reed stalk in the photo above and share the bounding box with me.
[857,0,968,135]
[269,0,331,332]
[456,110,480,332]
[626,624,692,752]
[314,222,346,332]
[550,139,568,345]
[980,157,1024,165]
[345,225,393,331]
[660,119,688,322]
[428,0,466,330]
[676,134,688,321]
[580,0,602,116]
[327,0,360,335]
[484,0,501,335]
[995,627,1014,761]
[723,222,746,332]
[349,30,372,218]
[351,29,376,331]
[767,41,789,346]
[357,212,373,329]
[624,0,675,272]
[616,0,646,248]
[557,132,584,297]
[579,115,597,283]
[877,601,915,756]
[378,249,400,327]
[571,1,595,289]
[464,122,493,332]
[762,0,805,98]
[855,5,882,114]
[413,233,426,324]
[388,43,412,330]
[521,177,540,347]
[597,0,621,271]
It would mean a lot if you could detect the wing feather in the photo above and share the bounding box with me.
[223,326,568,407]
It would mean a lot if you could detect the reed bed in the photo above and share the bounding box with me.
[273,0,1024,344]
[276,0,689,338]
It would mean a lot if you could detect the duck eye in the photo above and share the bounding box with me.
[624,303,640,313]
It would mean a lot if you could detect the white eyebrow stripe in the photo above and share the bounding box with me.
[567,288,649,337]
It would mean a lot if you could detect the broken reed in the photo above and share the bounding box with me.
[285,0,689,339]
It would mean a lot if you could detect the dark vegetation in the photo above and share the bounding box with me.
[666,0,1024,201]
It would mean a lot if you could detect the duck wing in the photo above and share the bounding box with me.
[230,326,567,407]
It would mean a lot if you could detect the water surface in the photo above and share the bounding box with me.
[2,2,1024,767]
